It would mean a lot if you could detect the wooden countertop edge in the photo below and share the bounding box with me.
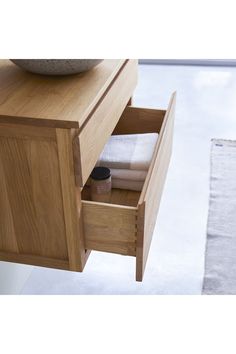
[0,60,129,130]
[0,114,79,129]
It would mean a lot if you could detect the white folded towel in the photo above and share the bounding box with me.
[93,133,158,192]
[96,133,158,171]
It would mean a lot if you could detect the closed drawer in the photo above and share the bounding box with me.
[73,60,138,187]
[81,92,176,281]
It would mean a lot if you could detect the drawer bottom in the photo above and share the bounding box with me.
[82,186,140,207]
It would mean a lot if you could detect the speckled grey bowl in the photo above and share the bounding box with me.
[10,59,103,76]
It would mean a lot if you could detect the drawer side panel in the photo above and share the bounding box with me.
[136,92,176,281]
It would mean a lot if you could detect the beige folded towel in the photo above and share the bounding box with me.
[97,133,158,171]
[112,178,144,192]
[110,168,147,182]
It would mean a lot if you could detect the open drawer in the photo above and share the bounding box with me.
[81,92,176,281]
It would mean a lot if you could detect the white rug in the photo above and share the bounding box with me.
[203,139,236,295]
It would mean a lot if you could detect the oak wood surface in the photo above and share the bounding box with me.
[74,59,138,186]
[0,60,142,275]
[0,59,127,128]
[0,251,70,270]
[82,201,137,256]
[82,185,140,207]
[56,129,87,271]
[0,123,56,139]
[136,92,176,281]
[0,124,68,263]
[0,58,174,281]
[81,95,175,267]
[113,106,165,135]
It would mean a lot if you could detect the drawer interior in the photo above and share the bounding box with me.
[81,106,166,207]
[81,105,167,255]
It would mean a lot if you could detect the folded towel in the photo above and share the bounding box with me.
[96,133,158,171]
[110,168,147,182]
[112,178,144,192]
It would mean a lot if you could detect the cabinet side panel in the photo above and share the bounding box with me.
[0,124,69,266]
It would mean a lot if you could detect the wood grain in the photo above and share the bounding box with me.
[0,124,68,262]
[0,59,127,129]
[0,60,142,276]
[56,129,87,271]
[136,92,176,281]
[0,123,56,139]
[82,185,140,207]
[74,59,138,186]
[82,201,137,256]
[81,92,176,279]
[0,251,69,270]
[0,156,18,253]
[113,106,166,135]
[109,188,140,207]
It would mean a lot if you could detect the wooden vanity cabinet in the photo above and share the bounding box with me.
[0,59,175,281]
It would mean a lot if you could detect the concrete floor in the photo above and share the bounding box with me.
[18,64,236,294]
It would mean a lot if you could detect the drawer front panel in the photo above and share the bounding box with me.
[136,92,176,281]
[74,59,138,187]
[82,201,137,256]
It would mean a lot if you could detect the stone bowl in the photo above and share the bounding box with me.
[10,59,103,76]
